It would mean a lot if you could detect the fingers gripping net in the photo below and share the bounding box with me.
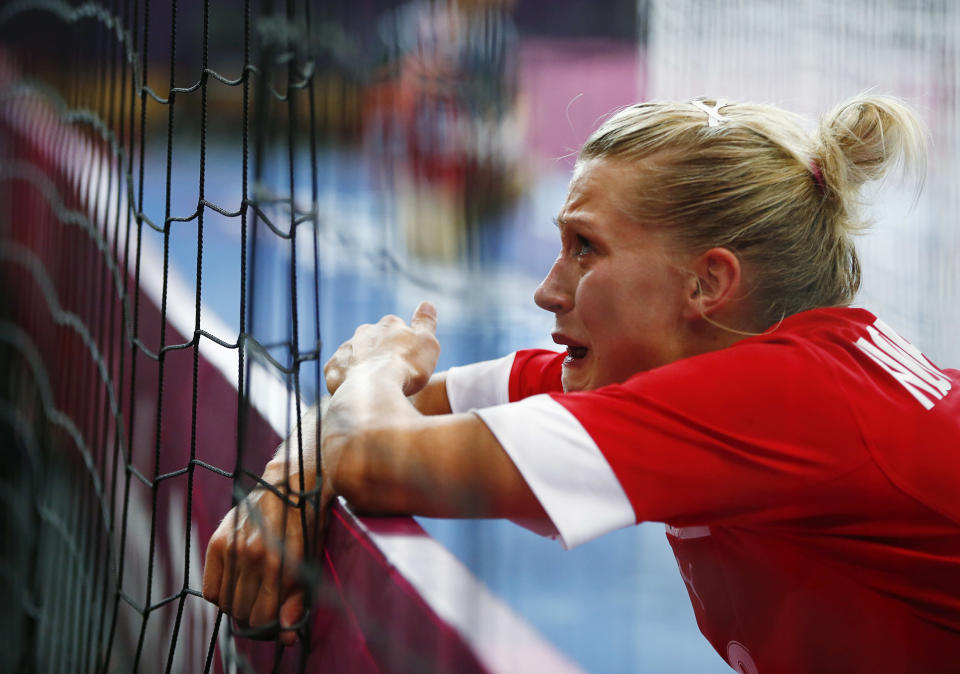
[0,0,329,670]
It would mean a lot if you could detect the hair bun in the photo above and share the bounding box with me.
[815,94,927,208]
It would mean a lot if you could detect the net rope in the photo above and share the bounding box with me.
[0,0,331,670]
[2,0,515,668]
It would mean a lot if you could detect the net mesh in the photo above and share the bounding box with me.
[0,0,327,671]
[0,0,532,670]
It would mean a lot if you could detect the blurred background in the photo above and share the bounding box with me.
[1,0,958,672]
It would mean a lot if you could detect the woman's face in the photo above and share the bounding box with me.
[534,157,694,392]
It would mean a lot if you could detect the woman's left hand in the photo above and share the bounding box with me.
[323,301,440,397]
[202,473,315,647]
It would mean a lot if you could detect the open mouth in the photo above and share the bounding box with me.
[566,346,588,360]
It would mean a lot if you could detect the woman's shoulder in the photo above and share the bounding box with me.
[750,305,878,343]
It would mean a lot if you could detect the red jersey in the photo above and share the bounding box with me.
[445,307,960,673]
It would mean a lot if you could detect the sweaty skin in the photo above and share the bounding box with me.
[536,157,748,391]
[202,157,752,644]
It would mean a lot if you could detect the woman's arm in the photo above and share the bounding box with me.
[408,371,452,416]
[323,363,543,519]
[318,301,541,517]
[202,303,543,644]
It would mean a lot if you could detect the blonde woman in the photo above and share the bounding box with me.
[204,95,960,673]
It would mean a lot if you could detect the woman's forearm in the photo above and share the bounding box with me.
[262,406,320,495]
[408,372,452,415]
[230,299,543,533]
[321,361,544,520]
[320,359,422,507]
[260,362,450,514]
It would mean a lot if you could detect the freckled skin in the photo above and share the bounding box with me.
[534,157,696,392]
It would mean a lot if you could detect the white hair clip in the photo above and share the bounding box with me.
[690,97,731,127]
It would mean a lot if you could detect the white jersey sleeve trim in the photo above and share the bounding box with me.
[474,394,636,550]
[445,354,515,413]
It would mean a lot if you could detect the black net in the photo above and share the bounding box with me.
[0,0,533,669]
[0,0,331,670]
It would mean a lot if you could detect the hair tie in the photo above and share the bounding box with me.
[690,97,731,127]
[811,160,826,191]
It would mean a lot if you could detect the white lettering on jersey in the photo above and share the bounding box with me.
[854,318,952,410]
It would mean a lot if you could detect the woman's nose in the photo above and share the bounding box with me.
[534,257,574,313]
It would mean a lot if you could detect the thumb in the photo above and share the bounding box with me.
[410,301,437,335]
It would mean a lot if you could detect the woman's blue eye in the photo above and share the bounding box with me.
[575,235,594,256]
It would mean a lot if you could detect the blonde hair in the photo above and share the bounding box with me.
[579,95,927,327]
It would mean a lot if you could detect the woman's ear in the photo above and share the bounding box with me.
[682,247,743,319]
